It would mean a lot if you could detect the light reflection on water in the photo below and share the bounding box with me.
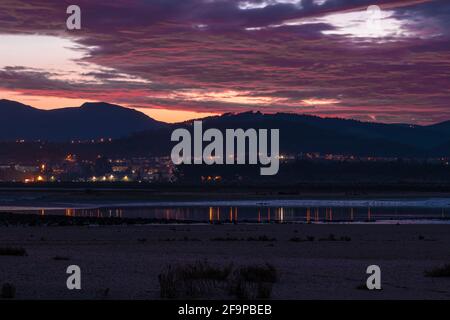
[8,206,450,224]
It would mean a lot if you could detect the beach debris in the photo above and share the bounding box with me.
[1,283,16,299]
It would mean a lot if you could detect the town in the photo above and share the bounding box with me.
[1,148,450,184]
[0,154,176,183]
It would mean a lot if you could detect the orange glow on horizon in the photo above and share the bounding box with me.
[302,98,340,106]
[1,91,87,110]
[1,91,218,123]
[134,107,218,123]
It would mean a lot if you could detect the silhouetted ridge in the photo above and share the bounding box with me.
[3,99,450,157]
[0,99,165,141]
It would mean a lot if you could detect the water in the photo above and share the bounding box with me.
[2,205,450,224]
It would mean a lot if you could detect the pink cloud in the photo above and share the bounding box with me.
[0,0,449,124]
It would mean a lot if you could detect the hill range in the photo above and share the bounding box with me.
[1,99,450,158]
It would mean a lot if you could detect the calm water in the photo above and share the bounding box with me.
[4,206,450,224]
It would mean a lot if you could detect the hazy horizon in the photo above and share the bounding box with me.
[3,96,450,126]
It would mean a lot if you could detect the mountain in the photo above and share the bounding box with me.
[0,100,166,141]
[2,99,450,158]
[164,111,449,157]
[94,111,450,158]
[428,120,450,134]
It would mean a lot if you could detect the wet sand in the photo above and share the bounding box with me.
[1,223,450,300]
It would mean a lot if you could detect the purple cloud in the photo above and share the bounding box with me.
[0,0,449,124]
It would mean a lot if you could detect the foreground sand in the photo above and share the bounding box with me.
[1,223,450,300]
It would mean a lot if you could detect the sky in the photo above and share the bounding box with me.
[0,0,449,124]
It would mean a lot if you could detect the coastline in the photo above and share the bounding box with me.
[1,186,450,300]
[1,223,450,299]
[3,198,450,211]
[2,185,450,210]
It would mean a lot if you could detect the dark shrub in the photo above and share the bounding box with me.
[159,261,278,300]
[1,283,16,299]
[0,247,27,256]
[425,264,450,277]
[159,261,232,299]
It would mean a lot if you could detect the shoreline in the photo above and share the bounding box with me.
[3,198,450,211]
[1,211,450,227]
[1,223,450,299]
[2,188,450,211]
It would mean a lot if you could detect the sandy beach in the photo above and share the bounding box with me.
[1,223,450,300]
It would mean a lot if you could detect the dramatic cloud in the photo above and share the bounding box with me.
[0,0,449,123]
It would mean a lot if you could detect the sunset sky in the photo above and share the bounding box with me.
[0,0,449,124]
